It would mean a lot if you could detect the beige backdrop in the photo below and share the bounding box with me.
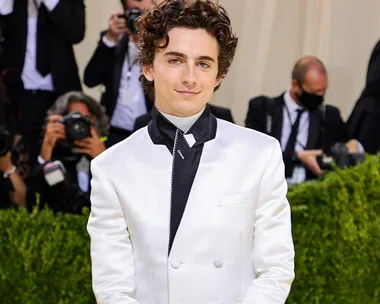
[74,0,380,125]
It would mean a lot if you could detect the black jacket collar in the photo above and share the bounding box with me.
[148,104,217,153]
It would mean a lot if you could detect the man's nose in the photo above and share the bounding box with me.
[181,64,196,87]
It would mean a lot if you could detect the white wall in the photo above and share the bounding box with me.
[75,0,380,125]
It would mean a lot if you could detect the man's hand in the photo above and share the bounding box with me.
[297,149,324,177]
[345,139,361,153]
[106,11,129,43]
[40,115,65,162]
[0,151,14,173]
[73,127,106,159]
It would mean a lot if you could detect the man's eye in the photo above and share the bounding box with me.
[168,58,181,64]
[198,62,210,68]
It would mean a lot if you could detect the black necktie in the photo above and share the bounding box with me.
[36,3,50,76]
[284,109,304,177]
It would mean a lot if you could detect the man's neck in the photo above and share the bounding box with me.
[289,89,303,107]
[158,107,205,133]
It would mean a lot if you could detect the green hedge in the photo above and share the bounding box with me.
[1,156,380,303]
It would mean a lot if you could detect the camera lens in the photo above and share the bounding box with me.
[69,120,90,140]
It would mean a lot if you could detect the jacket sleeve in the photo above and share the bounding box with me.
[84,32,116,88]
[46,0,85,44]
[87,160,140,304]
[241,140,295,304]
[245,96,267,133]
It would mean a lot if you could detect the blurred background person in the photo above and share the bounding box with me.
[347,39,380,154]
[0,83,27,209]
[0,0,85,168]
[245,56,363,185]
[27,91,109,214]
[84,0,153,147]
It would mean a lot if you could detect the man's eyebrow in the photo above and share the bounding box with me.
[163,51,216,63]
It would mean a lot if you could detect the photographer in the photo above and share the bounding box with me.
[0,83,27,209]
[27,91,109,214]
[245,56,364,185]
[84,0,153,147]
[0,0,85,170]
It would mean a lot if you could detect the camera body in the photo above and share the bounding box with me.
[59,112,91,144]
[317,142,365,170]
[119,8,142,34]
[0,125,11,157]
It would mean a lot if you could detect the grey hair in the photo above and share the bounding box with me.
[47,91,110,137]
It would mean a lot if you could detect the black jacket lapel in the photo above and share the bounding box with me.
[270,95,284,142]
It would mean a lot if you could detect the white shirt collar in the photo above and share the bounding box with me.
[284,90,303,113]
[159,107,205,133]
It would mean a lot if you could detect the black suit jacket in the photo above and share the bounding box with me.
[84,32,153,120]
[133,104,235,131]
[347,39,380,154]
[0,0,84,95]
[245,93,349,178]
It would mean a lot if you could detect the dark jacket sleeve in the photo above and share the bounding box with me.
[362,40,380,99]
[84,31,116,88]
[323,105,349,151]
[47,0,86,44]
[244,96,268,133]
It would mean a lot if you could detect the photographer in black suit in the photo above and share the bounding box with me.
[84,0,153,147]
[27,92,109,214]
[245,56,363,185]
[0,0,85,168]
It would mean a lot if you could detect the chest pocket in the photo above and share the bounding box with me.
[219,190,257,207]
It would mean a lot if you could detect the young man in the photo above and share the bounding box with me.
[87,1,295,303]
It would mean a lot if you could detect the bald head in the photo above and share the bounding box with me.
[292,56,327,85]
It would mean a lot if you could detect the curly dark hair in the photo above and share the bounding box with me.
[136,0,238,100]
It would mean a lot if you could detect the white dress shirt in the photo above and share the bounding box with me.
[23,0,59,91]
[103,36,147,131]
[281,91,309,185]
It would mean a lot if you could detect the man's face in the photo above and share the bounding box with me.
[294,68,328,97]
[68,101,95,123]
[143,27,222,117]
[125,0,153,10]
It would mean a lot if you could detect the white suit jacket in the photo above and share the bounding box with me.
[87,119,295,304]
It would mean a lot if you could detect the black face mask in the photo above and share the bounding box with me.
[298,85,324,112]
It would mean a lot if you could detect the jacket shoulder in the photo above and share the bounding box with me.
[217,119,278,149]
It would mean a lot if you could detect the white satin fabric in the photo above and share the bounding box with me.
[87,119,295,304]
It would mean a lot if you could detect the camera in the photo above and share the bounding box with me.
[0,125,11,157]
[317,142,365,170]
[119,8,142,34]
[59,112,91,143]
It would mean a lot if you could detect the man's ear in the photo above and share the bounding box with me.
[215,75,224,88]
[142,65,154,82]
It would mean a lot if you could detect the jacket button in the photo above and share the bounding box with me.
[171,260,181,269]
[213,258,223,268]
